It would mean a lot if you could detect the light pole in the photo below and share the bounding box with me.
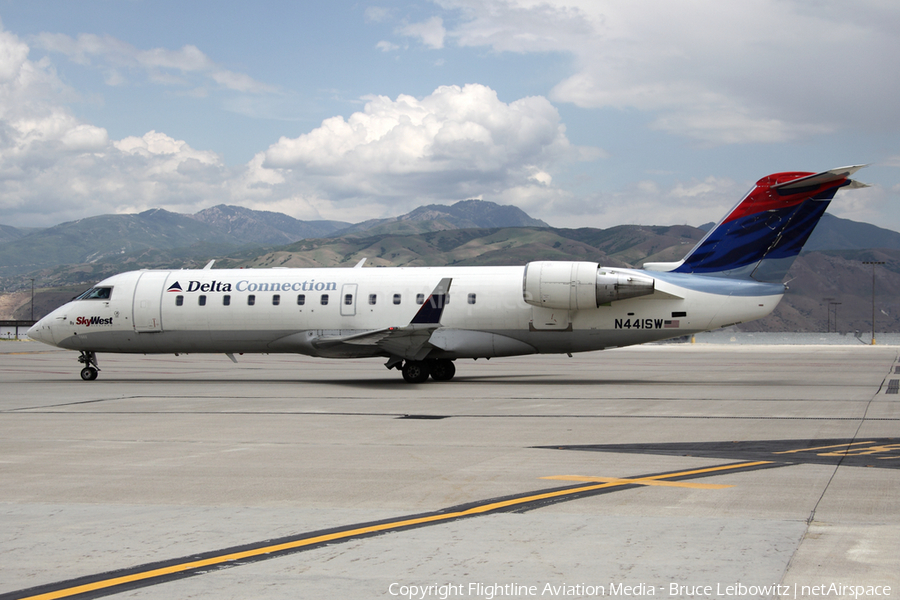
[829,302,841,334]
[30,278,35,322]
[862,261,885,345]
[823,297,834,332]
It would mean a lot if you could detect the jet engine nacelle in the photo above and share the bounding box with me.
[523,261,655,310]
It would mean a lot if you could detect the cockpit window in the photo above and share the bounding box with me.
[75,287,112,300]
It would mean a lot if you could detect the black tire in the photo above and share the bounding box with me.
[429,359,456,381]
[402,360,430,383]
[80,367,98,381]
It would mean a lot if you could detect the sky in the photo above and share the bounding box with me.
[1,0,899,232]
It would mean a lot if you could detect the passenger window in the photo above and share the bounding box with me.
[393,294,401,305]
[368,294,377,305]
[273,294,281,306]
[199,295,207,306]
[248,295,256,306]
[223,295,231,306]
[321,294,329,305]
[297,294,305,305]
[344,294,353,305]
[175,295,184,306]
[468,293,476,305]
[416,293,424,305]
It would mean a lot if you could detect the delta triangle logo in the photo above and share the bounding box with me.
[167,282,183,292]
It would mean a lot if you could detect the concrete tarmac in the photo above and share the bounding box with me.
[1,342,899,600]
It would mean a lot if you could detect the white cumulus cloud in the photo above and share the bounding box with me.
[258,83,593,217]
[0,26,238,225]
[264,83,571,172]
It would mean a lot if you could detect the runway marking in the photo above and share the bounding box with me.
[547,460,764,482]
[2,460,774,600]
[817,443,900,458]
[773,441,876,454]
[773,440,900,459]
[541,475,733,489]
[544,438,900,468]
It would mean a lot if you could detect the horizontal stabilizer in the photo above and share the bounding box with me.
[772,165,867,191]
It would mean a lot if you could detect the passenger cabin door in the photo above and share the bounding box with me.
[340,283,358,317]
[132,271,168,332]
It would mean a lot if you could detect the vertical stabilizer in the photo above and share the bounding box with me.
[646,165,866,282]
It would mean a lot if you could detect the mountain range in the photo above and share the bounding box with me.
[0,199,550,279]
[1,200,898,333]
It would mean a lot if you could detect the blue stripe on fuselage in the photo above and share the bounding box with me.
[649,271,785,297]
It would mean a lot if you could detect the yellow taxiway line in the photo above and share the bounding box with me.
[14,460,771,600]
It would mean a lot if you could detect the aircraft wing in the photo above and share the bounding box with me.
[314,278,452,360]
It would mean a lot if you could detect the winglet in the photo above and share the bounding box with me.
[410,278,452,325]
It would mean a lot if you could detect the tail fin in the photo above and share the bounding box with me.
[644,165,867,282]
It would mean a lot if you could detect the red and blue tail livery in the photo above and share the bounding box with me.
[646,165,867,281]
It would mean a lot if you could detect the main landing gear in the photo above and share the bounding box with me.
[78,351,100,381]
[398,358,456,383]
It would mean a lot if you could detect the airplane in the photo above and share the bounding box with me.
[28,165,867,383]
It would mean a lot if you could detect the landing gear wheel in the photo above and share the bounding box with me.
[402,360,430,383]
[77,351,99,380]
[429,359,456,381]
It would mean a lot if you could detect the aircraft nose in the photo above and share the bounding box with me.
[27,322,43,341]
[27,318,54,346]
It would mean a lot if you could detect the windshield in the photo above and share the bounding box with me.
[75,287,112,300]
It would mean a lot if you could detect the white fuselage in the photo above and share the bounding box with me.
[28,265,784,360]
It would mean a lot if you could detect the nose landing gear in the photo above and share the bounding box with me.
[78,351,100,381]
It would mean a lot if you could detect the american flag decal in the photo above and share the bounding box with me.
[664,320,680,328]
